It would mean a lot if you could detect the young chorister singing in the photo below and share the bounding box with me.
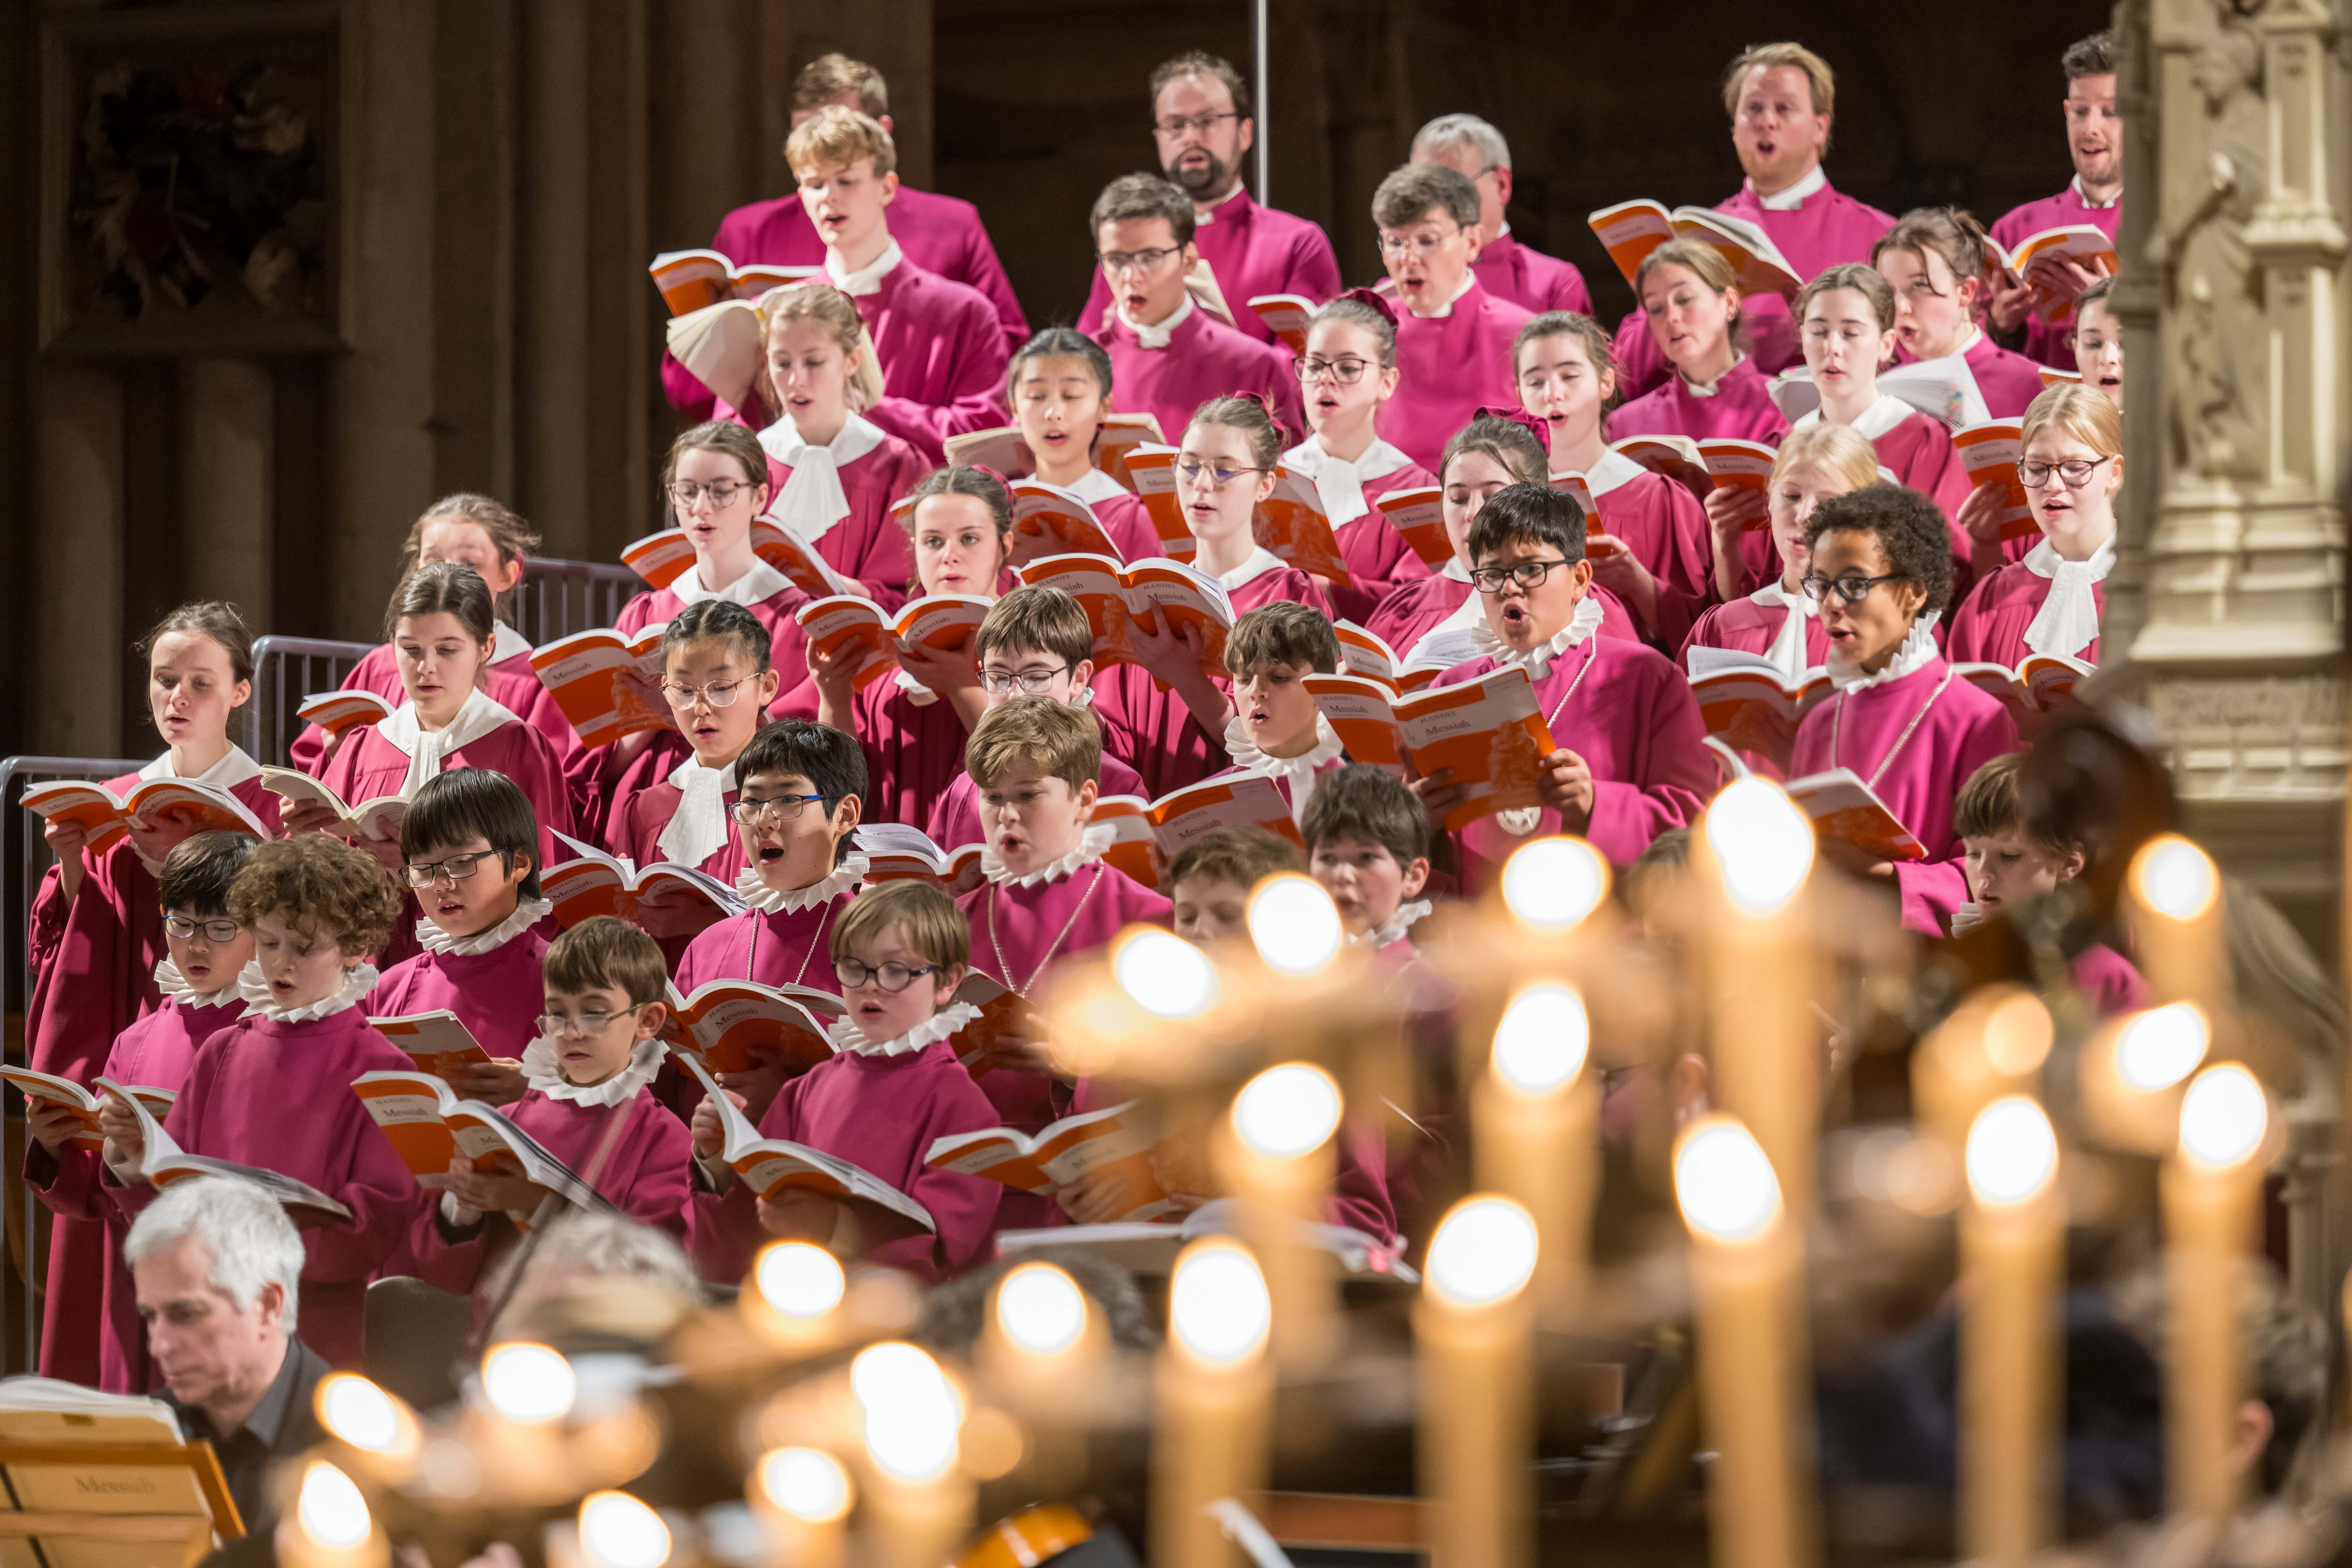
[1951,754,2147,1012]
[1947,385,2121,671]
[1605,240,1789,447]
[1790,265,1971,529]
[1788,486,2019,932]
[1006,329,1161,563]
[100,836,421,1369]
[1683,422,1879,677]
[1214,603,1347,825]
[1305,765,1435,962]
[690,880,1005,1280]
[1873,208,2047,418]
[27,832,254,1390]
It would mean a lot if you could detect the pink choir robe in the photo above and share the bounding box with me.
[1374,280,1537,473]
[674,887,854,999]
[323,710,575,883]
[563,730,688,872]
[1605,357,1790,448]
[1432,631,1716,885]
[1897,329,2047,421]
[754,427,927,610]
[1990,182,2123,370]
[1789,654,2019,935]
[1091,304,1307,461]
[288,628,571,777]
[1944,554,2105,670]
[366,917,551,1061]
[606,760,751,887]
[691,1038,1004,1283]
[1050,468,1162,565]
[1280,436,1435,626]
[1580,450,1717,649]
[1679,588,1831,670]
[1082,187,1343,349]
[929,746,1148,852]
[844,255,1011,463]
[112,1005,422,1369]
[664,185,1031,417]
[28,980,243,1390]
[1364,569,1640,664]
[1210,721,1348,827]
[1472,230,1595,316]
[846,673,982,831]
[2072,942,2148,1016]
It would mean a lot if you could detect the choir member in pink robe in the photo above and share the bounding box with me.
[1281,292,1435,623]
[1369,163,1536,473]
[1211,603,1350,825]
[26,832,256,1390]
[1410,114,1594,316]
[1518,313,1715,647]
[1985,33,2123,371]
[774,108,1006,463]
[1306,763,1436,972]
[1787,487,2019,935]
[690,881,1005,1281]
[1947,384,2120,677]
[1605,241,1791,449]
[100,837,424,1369]
[1003,330,1162,565]
[1087,173,1307,456]
[2068,280,2124,407]
[1415,485,1715,888]
[1876,209,2048,420]
[1079,52,1342,349]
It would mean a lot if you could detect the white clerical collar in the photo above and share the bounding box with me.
[138,743,263,791]
[1409,274,1479,319]
[1214,546,1286,590]
[492,623,532,664]
[1223,712,1346,822]
[1193,184,1248,226]
[1827,612,1943,691]
[2020,533,2116,660]
[2069,174,2120,210]
[1795,394,1913,442]
[827,1000,982,1058]
[825,238,902,297]
[1748,162,1828,210]
[1286,435,1414,527]
[377,687,520,800]
[237,960,378,1024]
[417,896,552,957]
[1681,354,1749,398]
[1578,448,1646,498]
[1746,579,1820,681]
[520,1033,669,1107]
[1358,899,1431,951]
[1120,292,1194,350]
[153,958,236,1009]
[676,557,793,608]
[1470,594,1605,677]
[981,820,1116,888]
[1059,467,1129,507]
[734,851,869,915]
[657,755,740,870]
[759,411,888,541]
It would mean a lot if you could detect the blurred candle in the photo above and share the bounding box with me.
[1246,873,1344,978]
[1497,836,1612,956]
[577,1491,672,1568]
[852,1343,973,1568]
[1473,983,1598,1328]
[313,1374,422,1485]
[279,1460,388,1568]
[1217,1060,1344,1367]
[2163,1063,2270,1521]
[743,1241,847,1349]
[1154,1240,1273,1568]
[2127,835,2223,1011]
[1674,1116,1815,1568]
[1959,1097,2063,1566]
[2079,1003,2210,1154]
[1416,1197,1540,1568]
[1912,987,2053,1151]
[751,1448,852,1568]
[982,1261,1100,1484]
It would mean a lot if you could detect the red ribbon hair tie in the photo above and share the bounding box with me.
[1474,405,1551,455]
[1340,287,1399,330]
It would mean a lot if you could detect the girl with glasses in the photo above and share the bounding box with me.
[1605,240,1790,448]
[1788,486,2018,932]
[1872,207,2046,418]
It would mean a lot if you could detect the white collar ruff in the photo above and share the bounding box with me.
[520,1033,669,1107]
[1827,612,1943,692]
[675,557,793,609]
[1286,435,1414,527]
[1359,900,1432,950]
[2020,532,2115,659]
[826,238,902,296]
[734,851,869,914]
[759,411,888,541]
[416,897,551,957]
[657,756,740,871]
[138,744,263,791]
[981,820,1116,888]
[1224,712,1345,822]
[1470,594,1605,677]
[1214,546,1286,590]
[153,958,237,1010]
[1746,579,1820,681]
[237,961,379,1024]
[828,1000,982,1059]
[1749,162,1828,211]
[1121,292,1194,350]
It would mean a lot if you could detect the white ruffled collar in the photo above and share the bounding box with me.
[1223,711,1345,821]
[520,1033,669,1107]
[2023,531,2118,580]
[1469,594,1605,677]
[827,1000,982,1058]
[1827,612,1943,691]
[981,820,1116,888]
[1359,899,1431,950]
[2020,533,2114,660]
[137,744,263,790]
[416,897,551,957]
[377,688,521,800]
[734,852,869,914]
[153,958,237,1010]
[237,961,379,1024]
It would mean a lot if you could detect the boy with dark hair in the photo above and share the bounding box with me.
[1215,602,1346,822]
[1303,764,1432,957]
[1951,753,2146,1013]
[1168,825,1303,943]
[1987,30,2123,369]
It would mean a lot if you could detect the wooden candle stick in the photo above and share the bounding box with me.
[1416,1196,1541,1568]
[1959,1095,2063,1566]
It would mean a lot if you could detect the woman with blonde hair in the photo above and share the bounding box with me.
[1946,384,2121,669]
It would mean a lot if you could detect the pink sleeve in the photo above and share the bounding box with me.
[1329,1118,1397,1245]
[863,300,1012,464]
[948,217,1032,355]
[25,855,146,1081]
[27,1142,109,1222]
[1582,667,1716,867]
[1287,226,1344,309]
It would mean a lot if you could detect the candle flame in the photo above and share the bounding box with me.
[995,1262,1088,1357]
[2115,1003,2209,1091]
[1246,873,1344,975]
[1113,927,1220,1018]
[295,1461,371,1550]
[1982,992,2055,1077]
[2178,1063,2268,1169]
[1674,1117,1783,1243]
[756,1447,852,1524]
[315,1374,419,1460]
[1703,778,1815,914]
[1426,1196,1540,1306]
[2131,834,2220,922]
[479,1341,576,1423]
[1168,1239,1271,1365]
[852,1343,963,1481]
[753,1241,846,1319]
[1499,837,1610,932]
[578,1492,671,1568]
[1491,983,1590,1095]
[1965,1096,2059,1207]
[1231,1061,1343,1159]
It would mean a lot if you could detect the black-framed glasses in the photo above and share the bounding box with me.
[1151,111,1240,138]
[1099,247,1181,276]
[403,849,503,888]
[1293,355,1371,384]
[164,915,242,944]
[731,793,827,824]
[834,958,937,993]
[1174,456,1267,488]
[661,677,752,709]
[979,665,1073,696]
[1470,558,1574,593]
[2016,455,2117,490]
[536,1003,646,1038]
[670,480,749,509]
[1800,572,1903,605]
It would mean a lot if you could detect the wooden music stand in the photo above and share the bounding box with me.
[0,1437,243,1566]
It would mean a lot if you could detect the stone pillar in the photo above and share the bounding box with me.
[178,359,274,618]
[33,367,125,757]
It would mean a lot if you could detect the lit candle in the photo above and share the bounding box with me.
[852,1343,973,1568]
[1416,1197,1540,1568]
[1673,1116,1815,1568]
[743,1241,848,1349]
[982,1261,1101,1483]
[1473,983,1597,1329]
[1245,873,1345,980]
[2126,835,2224,1012]
[1698,780,1821,1217]
[312,1374,422,1486]
[1154,1239,1274,1568]
[1912,987,2053,1151]
[1958,1096,2062,1566]
[2080,1003,2210,1154]
[1497,836,1612,952]
[2163,1063,2271,1521]
[751,1448,853,1568]
[277,1460,388,1568]
[576,1491,673,1568]
[472,1340,580,1504]
[1216,1060,1344,1368]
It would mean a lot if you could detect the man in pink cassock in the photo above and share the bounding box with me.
[1987,32,2123,372]
[660,54,1028,418]
[1080,52,1342,349]
[1611,42,1896,402]
[1370,163,1536,474]
[1410,114,1593,316]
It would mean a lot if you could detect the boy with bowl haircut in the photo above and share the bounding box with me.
[1214,602,1348,825]
[1952,753,2146,1014]
[1302,763,1433,957]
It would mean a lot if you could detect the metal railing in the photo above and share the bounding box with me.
[244,636,376,768]
[513,558,643,646]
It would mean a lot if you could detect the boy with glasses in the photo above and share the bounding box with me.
[1409,113,1594,316]
[1086,173,1305,448]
